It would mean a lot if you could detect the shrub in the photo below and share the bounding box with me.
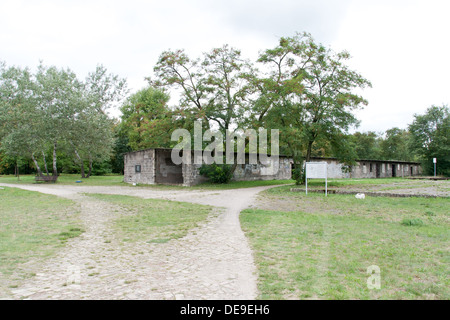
[199,163,233,184]
[292,167,305,185]
[401,218,424,227]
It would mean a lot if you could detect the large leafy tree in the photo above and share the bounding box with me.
[150,45,254,133]
[66,65,127,178]
[256,32,372,168]
[0,62,126,178]
[120,86,176,150]
[408,105,449,176]
[34,63,85,176]
[380,127,410,161]
[349,131,382,160]
[0,63,48,175]
[109,122,132,174]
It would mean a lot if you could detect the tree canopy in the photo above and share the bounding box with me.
[0,62,127,178]
[408,105,449,176]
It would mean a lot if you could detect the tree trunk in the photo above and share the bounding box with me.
[31,153,44,177]
[74,149,86,178]
[52,142,58,177]
[42,151,50,176]
[87,154,93,178]
[15,160,20,181]
[305,140,314,163]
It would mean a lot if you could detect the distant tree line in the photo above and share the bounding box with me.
[0,62,128,178]
[311,104,449,177]
[1,32,448,179]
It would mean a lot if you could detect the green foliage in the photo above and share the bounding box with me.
[199,163,233,184]
[408,105,449,176]
[151,45,253,134]
[292,167,304,185]
[120,86,176,150]
[0,62,126,178]
[256,32,372,163]
[109,125,131,174]
[349,131,382,160]
[380,127,410,161]
[401,218,424,227]
[90,159,112,176]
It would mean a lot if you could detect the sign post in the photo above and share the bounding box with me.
[433,158,437,177]
[305,162,328,196]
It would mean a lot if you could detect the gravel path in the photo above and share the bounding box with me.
[0,183,275,300]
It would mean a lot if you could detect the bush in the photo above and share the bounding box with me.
[401,218,424,227]
[199,163,233,184]
[292,167,305,185]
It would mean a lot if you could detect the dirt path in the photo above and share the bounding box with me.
[0,183,276,300]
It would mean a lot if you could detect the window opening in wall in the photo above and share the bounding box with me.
[135,165,141,173]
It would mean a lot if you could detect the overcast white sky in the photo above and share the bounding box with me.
[1,0,449,133]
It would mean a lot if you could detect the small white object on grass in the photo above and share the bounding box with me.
[132,183,136,186]
[355,193,366,199]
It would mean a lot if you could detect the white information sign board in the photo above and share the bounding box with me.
[305,162,328,196]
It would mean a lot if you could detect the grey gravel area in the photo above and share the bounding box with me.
[0,183,278,300]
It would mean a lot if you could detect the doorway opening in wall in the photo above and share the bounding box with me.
[376,164,381,178]
[392,164,397,177]
[155,150,184,185]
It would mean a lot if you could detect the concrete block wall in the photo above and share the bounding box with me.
[124,148,423,186]
[182,163,208,187]
[155,149,183,184]
[123,149,155,185]
[182,156,293,186]
[307,158,422,179]
[233,157,292,181]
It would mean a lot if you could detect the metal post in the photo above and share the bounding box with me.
[433,158,437,177]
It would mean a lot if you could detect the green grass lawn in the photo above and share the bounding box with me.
[304,177,419,188]
[0,174,294,190]
[85,193,213,243]
[241,186,450,300]
[0,187,82,292]
[194,179,295,190]
[0,174,126,186]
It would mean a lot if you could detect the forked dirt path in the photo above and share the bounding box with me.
[0,183,277,300]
